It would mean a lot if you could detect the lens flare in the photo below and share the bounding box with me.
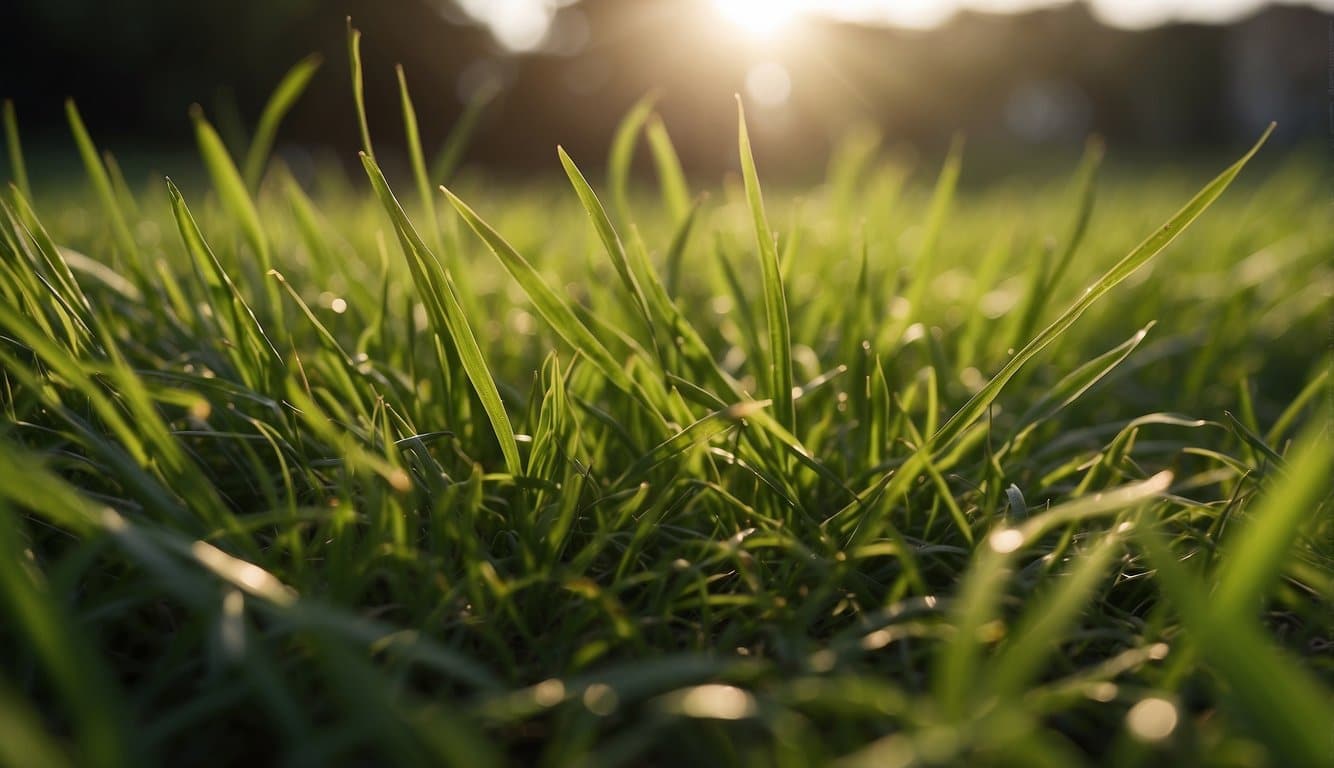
[713,0,803,38]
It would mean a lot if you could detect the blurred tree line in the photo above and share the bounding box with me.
[1,0,1327,178]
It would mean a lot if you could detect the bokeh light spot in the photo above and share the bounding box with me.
[746,61,792,106]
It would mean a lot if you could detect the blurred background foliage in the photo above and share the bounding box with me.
[1,0,1329,180]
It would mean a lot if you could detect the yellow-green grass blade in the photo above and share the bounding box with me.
[645,114,691,225]
[441,184,666,426]
[1211,426,1332,622]
[888,134,962,345]
[0,674,74,768]
[362,154,523,477]
[190,106,271,272]
[1004,321,1155,453]
[347,19,374,159]
[559,146,656,343]
[64,101,136,259]
[852,124,1274,547]
[1014,136,1104,342]
[607,94,656,228]
[933,124,1272,454]
[166,178,281,378]
[242,53,321,192]
[2,100,31,201]
[1265,360,1328,445]
[934,471,1174,718]
[736,98,795,433]
[395,65,442,253]
[1139,525,1334,766]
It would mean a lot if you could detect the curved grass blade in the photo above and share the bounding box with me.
[933,123,1272,454]
[242,53,321,192]
[934,471,1174,717]
[852,124,1274,546]
[607,94,656,228]
[646,114,691,225]
[1212,427,1332,621]
[166,178,281,371]
[191,106,271,271]
[1139,525,1334,766]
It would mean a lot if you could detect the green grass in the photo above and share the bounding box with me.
[1,39,1331,767]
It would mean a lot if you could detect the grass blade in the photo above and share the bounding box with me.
[736,98,795,433]
[361,154,523,477]
[347,18,374,159]
[242,53,321,192]
[1211,426,1332,621]
[3,100,32,201]
[646,114,691,225]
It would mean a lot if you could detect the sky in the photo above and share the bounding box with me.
[452,0,1334,52]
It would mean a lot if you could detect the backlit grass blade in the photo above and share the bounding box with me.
[395,65,441,251]
[559,146,656,341]
[934,124,1273,453]
[191,106,271,271]
[166,178,280,369]
[0,499,132,768]
[243,53,321,192]
[1211,426,1332,621]
[1265,360,1328,445]
[889,134,962,343]
[3,100,32,201]
[1004,321,1154,452]
[934,471,1173,717]
[1014,137,1104,342]
[347,19,374,159]
[441,184,659,415]
[607,94,656,228]
[361,154,523,477]
[65,100,136,258]
[1139,525,1334,766]
[983,530,1123,699]
[736,98,795,433]
[646,114,691,225]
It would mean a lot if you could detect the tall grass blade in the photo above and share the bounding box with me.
[2,100,31,201]
[361,154,523,477]
[736,98,795,433]
[242,53,321,192]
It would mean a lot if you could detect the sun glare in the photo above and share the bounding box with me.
[713,0,803,39]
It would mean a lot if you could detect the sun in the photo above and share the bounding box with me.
[713,0,804,39]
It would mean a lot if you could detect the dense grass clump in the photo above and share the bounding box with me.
[1,42,1331,767]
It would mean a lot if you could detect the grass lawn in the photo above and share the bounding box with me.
[1,41,1331,767]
